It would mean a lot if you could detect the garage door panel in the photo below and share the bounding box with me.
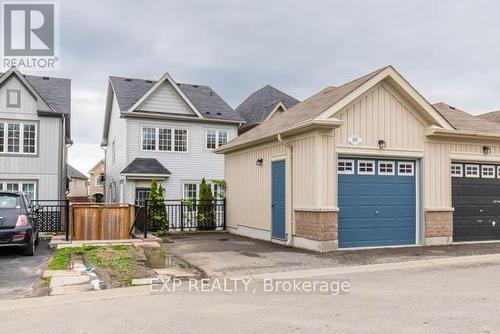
[452,163,500,242]
[338,158,417,248]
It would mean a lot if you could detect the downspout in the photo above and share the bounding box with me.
[63,115,72,200]
[100,144,107,202]
[277,133,293,246]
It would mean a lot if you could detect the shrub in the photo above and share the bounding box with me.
[147,178,168,231]
[197,178,216,230]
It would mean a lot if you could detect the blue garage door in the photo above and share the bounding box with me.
[338,158,417,248]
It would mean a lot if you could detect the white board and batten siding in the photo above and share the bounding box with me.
[0,76,63,200]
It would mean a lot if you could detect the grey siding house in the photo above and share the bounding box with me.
[101,73,244,204]
[0,67,71,201]
[236,84,299,134]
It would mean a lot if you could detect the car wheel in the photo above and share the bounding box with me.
[34,232,39,246]
[22,238,35,256]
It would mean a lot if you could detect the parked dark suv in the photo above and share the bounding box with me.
[0,191,38,256]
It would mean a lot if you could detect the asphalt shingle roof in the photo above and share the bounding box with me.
[433,102,500,134]
[109,76,244,122]
[24,74,71,115]
[236,85,300,126]
[121,158,171,175]
[220,66,388,151]
[67,164,88,180]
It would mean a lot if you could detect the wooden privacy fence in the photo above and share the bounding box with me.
[70,203,135,240]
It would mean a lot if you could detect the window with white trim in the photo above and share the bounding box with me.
[497,166,500,179]
[142,127,156,151]
[0,122,36,155]
[142,127,188,152]
[183,183,198,199]
[358,160,375,175]
[482,165,495,178]
[6,89,20,108]
[212,183,225,199]
[337,159,354,174]
[206,130,229,150]
[451,163,463,177]
[0,181,36,200]
[465,164,480,178]
[378,161,395,175]
[398,162,414,176]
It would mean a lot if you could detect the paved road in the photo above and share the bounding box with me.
[0,239,51,299]
[1,255,500,333]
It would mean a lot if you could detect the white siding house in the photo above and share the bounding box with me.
[101,73,244,204]
[0,67,71,201]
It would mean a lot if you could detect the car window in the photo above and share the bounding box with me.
[0,195,19,209]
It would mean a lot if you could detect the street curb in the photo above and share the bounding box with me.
[229,253,500,280]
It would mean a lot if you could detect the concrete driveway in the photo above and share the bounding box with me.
[167,233,500,277]
[0,239,51,299]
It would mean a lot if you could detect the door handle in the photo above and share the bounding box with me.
[375,210,380,215]
[479,209,484,213]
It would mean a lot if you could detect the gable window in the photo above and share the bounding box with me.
[451,163,463,177]
[482,165,495,178]
[6,89,20,108]
[337,159,354,174]
[398,162,414,176]
[206,130,229,150]
[378,161,395,175]
[142,127,188,152]
[358,160,375,175]
[0,122,36,155]
[465,164,480,178]
[183,183,198,199]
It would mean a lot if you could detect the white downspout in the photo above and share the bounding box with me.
[277,133,293,246]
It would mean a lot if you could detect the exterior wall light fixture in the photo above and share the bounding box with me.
[256,158,263,166]
[378,139,387,149]
[483,145,491,155]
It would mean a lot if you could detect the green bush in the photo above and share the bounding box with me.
[197,178,216,230]
[147,178,168,231]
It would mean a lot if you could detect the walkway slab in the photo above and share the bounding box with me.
[154,267,197,278]
[42,270,82,278]
[50,275,91,288]
[50,284,94,296]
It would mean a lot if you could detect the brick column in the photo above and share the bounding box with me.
[425,210,453,245]
[294,209,338,252]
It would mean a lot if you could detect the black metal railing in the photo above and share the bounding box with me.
[134,199,226,237]
[31,199,70,240]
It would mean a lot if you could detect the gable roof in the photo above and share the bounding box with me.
[88,159,105,174]
[477,110,500,123]
[217,66,455,153]
[0,67,71,115]
[236,85,299,127]
[121,158,171,175]
[433,102,500,134]
[108,75,243,122]
[67,164,88,180]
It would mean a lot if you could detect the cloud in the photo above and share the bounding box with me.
[28,0,500,171]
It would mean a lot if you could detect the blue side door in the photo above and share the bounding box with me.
[338,158,416,248]
[272,160,286,240]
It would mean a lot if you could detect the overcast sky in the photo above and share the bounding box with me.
[30,0,500,174]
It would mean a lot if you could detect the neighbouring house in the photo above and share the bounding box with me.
[88,159,105,202]
[67,164,89,202]
[217,65,500,252]
[101,73,244,204]
[0,67,71,201]
[236,84,299,134]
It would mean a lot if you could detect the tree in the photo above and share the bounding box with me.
[147,178,168,231]
[197,178,216,230]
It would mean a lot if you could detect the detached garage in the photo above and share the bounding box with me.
[218,66,500,252]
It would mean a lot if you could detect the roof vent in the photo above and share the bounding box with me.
[209,90,213,96]
[206,112,211,114]
[449,105,456,109]
[125,78,132,81]
[42,76,50,80]
[217,112,222,115]
[145,80,153,83]
[192,85,199,88]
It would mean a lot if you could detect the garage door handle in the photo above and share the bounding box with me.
[479,209,484,213]
[375,210,380,215]
[494,200,500,204]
